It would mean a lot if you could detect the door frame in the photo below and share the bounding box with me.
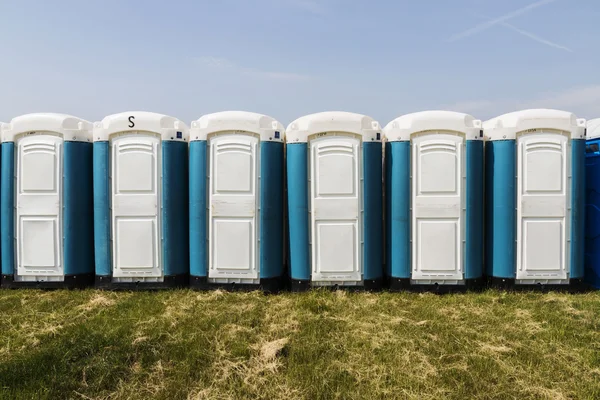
[14,132,64,282]
[109,131,163,282]
[308,131,363,285]
[206,130,261,284]
[515,129,570,283]
[410,130,466,284]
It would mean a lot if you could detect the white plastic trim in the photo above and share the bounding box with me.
[94,111,189,142]
[1,113,92,143]
[286,111,381,143]
[190,111,285,142]
[483,109,586,141]
[516,278,570,285]
[411,279,466,285]
[208,277,261,285]
[311,280,363,287]
[383,110,482,142]
[112,277,164,283]
[587,118,600,140]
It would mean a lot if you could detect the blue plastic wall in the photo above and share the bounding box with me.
[0,147,1,278]
[93,142,111,276]
[162,141,189,277]
[189,140,208,279]
[188,139,284,282]
[259,141,285,279]
[93,139,189,279]
[2,140,94,280]
[484,142,492,277]
[385,142,411,280]
[63,142,94,276]
[486,138,584,282]
[465,140,484,280]
[0,143,14,277]
[386,139,483,282]
[570,139,585,280]
[585,139,600,288]
[363,142,383,281]
[287,143,310,281]
[287,140,382,284]
[485,140,517,279]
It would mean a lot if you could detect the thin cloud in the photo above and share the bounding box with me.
[447,0,559,42]
[500,21,572,52]
[194,56,236,69]
[442,100,495,114]
[243,70,313,81]
[443,85,600,120]
[194,56,313,82]
[470,12,572,52]
[524,85,600,113]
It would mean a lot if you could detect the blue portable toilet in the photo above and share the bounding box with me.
[383,111,484,291]
[484,109,586,289]
[93,112,189,289]
[585,118,600,289]
[0,121,3,286]
[286,112,383,290]
[188,111,285,292]
[1,113,94,288]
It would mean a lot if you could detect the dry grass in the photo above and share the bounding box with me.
[0,289,598,399]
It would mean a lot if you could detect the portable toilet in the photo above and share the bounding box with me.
[0,113,94,288]
[286,112,383,290]
[93,112,189,289]
[585,118,600,289]
[484,109,586,289]
[382,111,484,291]
[188,111,285,292]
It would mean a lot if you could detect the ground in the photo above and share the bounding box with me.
[0,289,598,399]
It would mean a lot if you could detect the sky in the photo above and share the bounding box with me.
[1,0,599,126]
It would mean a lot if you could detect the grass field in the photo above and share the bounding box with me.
[0,289,599,400]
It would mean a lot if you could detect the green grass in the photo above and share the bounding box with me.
[0,289,599,399]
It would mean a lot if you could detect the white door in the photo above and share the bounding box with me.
[16,134,63,280]
[412,133,465,281]
[310,135,361,283]
[208,133,259,280]
[111,134,162,279]
[516,132,569,280]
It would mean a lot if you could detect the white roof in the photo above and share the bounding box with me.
[383,110,482,142]
[1,113,92,143]
[587,118,600,140]
[286,111,381,143]
[190,111,284,142]
[483,109,586,141]
[94,111,189,142]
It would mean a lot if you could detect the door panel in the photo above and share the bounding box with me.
[412,134,465,281]
[209,134,259,280]
[517,133,569,280]
[311,136,361,282]
[16,135,63,278]
[111,135,161,278]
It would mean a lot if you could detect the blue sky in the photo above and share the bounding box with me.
[1,0,599,126]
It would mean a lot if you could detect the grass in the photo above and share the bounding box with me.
[0,289,599,399]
